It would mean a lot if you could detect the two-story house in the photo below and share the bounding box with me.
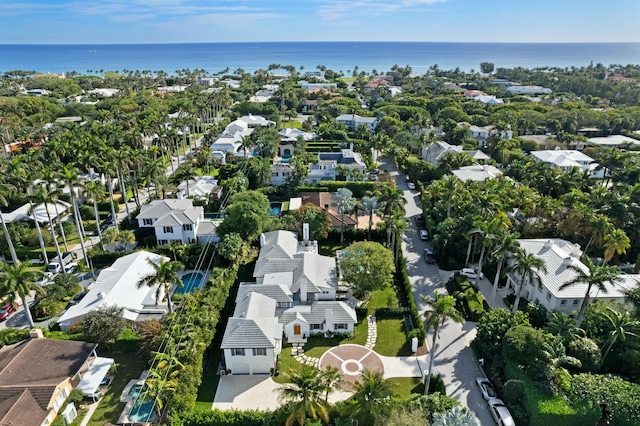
[136,199,203,245]
[530,149,607,179]
[335,114,379,132]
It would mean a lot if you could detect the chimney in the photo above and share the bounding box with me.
[303,223,310,244]
[571,243,582,258]
[300,277,307,303]
[97,291,105,300]
[325,309,334,334]
[29,329,44,339]
[259,233,266,247]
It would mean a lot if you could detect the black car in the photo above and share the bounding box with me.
[104,214,114,224]
[93,221,110,236]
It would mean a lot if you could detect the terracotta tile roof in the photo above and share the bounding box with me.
[298,192,358,227]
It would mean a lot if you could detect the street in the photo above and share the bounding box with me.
[397,172,496,425]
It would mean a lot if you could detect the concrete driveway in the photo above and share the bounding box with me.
[398,172,496,425]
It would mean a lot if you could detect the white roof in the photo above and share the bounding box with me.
[1,201,71,224]
[278,128,317,141]
[177,176,219,199]
[239,114,275,127]
[335,114,377,124]
[77,356,114,395]
[58,251,170,329]
[136,199,196,220]
[289,197,302,211]
[588,135,640,146]
[452,164,502,182]
[515,239,637,299]
[531,150,595,167]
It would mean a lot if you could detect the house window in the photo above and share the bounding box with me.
[253,348,267,356]
[53,388,68,411]
[163,226,173,233]
[183,224,193,231]
[232,348,245,356]
[158,240,168,245]
[573,299,580,306]
[311,324,323,330]
[560,300,567,306]
[334,323,347,330]
[143,218,153,226]
[546,292,552,301]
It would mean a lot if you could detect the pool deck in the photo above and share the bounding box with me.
[117,370,158,424]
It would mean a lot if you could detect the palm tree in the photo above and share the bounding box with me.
[544,312,585,345]
[84,181,106,250]
[600,307,639,364]
[489,231,519,307]
[278,365,330,426]
[40,169,69,252]
[28,200,49,265]
[113,147,133,222]
[560,257,622,327]
[136,258,184,313]
[583,213,612,255]
[332,188,355,245]
[379,186,407,248]
[0,182,19,264]
[60,165,90,269]
[358,193,381,240]
[0,261,43,328]
[320,366,343,403]
[511,248,547,313]
[602,228,630,265]
[421,292,464,395]
[342,369,393,425]
[28,184,64,271]
[431,406,479,426]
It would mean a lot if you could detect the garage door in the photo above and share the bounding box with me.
[232,362,250,375]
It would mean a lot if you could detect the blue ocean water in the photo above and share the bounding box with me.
[1,42,639,75]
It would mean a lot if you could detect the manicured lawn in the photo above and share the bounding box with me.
[278,120,302,129]
[366,286,398,314]
[374,319,412,357]
[86,352,148,426]
[319,240,343,257]
[274,344,305,384]
[194,355,219,410]
[387,377,423,398]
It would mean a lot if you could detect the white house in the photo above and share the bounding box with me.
[422,141,463,166]
[506,239,638,315]
[335,114,378,132]
[209,114,274,157]
[270,162,293,186]
[588,135,640,148]
[219,229,357,374]
[467,124,513,147]
[506,85,552,95]
[176,176,222,202]
[57,251,169,331]
[452,164,503,182]
[305,145,367,184]
[530,149,607,178]
[298,81,337,91]
[136,199,203,245]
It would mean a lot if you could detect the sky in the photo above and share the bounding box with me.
[1,0,639,44]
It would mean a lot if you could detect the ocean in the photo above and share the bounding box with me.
[1,42,640,75]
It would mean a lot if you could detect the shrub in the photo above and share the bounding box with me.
[395,250,426,343]
[569,373,640,426]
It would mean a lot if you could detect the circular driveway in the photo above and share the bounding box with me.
[319,344,384,384]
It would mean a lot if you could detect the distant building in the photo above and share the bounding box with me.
[588,135,640,148]
[531,149,607,178]
[298,81,337,91]
[335,114,378,132]
[452,164,502,182]
[506,85,552,95]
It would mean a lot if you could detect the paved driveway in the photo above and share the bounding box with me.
[398,173,496,425]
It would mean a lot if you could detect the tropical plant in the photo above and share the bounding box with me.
[421,293,464,395]
[510,248,547,313]
[0,261,43,327]
[332,187,355,245]
[277,365,330,426]
[600,307,640,364]
[431,405,479,426]
[342,369,393,425]
[602,228,630,265]
[136,258,184,313]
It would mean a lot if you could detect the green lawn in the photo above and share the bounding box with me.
[387,377,423,398]
[86,352,148,426]
[194,355,219,410]
[366,286,398,314]
[374,319,413,357]
[278,120,302,129]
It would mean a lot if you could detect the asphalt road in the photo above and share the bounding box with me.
[397,171,496,425]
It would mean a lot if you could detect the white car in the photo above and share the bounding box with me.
[64,263,79,274]
[407,182,416,190]
[476,377,497,401]
[460,268,484,280]
[419,230,429,240]
[488,398,515,426]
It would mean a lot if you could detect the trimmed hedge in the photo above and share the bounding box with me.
[445,274,489,322]
[569,373,640,426]
[504,361,599,426]
[395,245,426,344]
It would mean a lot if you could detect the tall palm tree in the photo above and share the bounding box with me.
[560,256,622,327]
[320,366,343,403]
[379,186,407,248]
[84,181,106,250]
[136,258,184,313]
[0,182,19,264]
[332,188,355,245]
[100,154,120,230]
[113,147,133,222]
[421,292,464,395]
[600,307,639,363]
[342,369,393,425]
[278,365,330,426]
[0,261,43,328]
[358,193,381,240]
[583,213,612,255]
[28,200,49,265]
[511,248,547,313]
[40,168,69,252]
[60,165,90,269]
[28,184,64,271]
[602,228,630,265]
[489,231,519,307]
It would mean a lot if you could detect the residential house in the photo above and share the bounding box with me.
[305,145,367,184]
[506,239,638,315]
[452,164,503,182]
[220,229,357,374]
[588,135,640,148]
[298,81,337,91]
[176,176,222,202]
[422,141,463,166]
[0,330,113,425]
[270,162,294,186]
[467,124,513,147]
[530,149,607,178]
[335,114,379,132]
[506,85,552,95]
[298,192,358,229]
[137,199,203,245]
[57,251,170,331]
[210,114,274,157]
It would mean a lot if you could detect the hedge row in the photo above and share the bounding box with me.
[395,245,426,344]
[504,361,599,426]
[569,373,640,426]
[445,274,490,322]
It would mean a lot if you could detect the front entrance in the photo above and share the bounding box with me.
[294,324,301,335]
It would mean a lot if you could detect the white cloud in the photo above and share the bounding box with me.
[314,0,448,21]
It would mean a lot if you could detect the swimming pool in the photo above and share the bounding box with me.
[128,399,156,423]
[175,272,204,294]
[270,202,283,217]
[129,384,144,398]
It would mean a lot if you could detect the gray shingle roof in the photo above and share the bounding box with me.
[220,317,282,349]
[153,209,202,226]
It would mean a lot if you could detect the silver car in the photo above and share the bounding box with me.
[488,398,515,426]
[476,377,497,400]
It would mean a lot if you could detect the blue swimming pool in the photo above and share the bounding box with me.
[175,272,204,294]
[128,399,156,423]
[270,202,283,216]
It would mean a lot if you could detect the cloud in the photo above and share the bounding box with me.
[314,0,448,21]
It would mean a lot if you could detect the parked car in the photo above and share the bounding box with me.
[47,251,76,274]
[407,182,416,190]
[476,377,497,401]
[488,398,515,426]
[35,272,57,286]
[415,216,426,227]
[424,248,436,264]
[64,263,78,274]
[419,230,429,240]
[0,303,15,321]
[104,214,114,224]
[460,268,484,280]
